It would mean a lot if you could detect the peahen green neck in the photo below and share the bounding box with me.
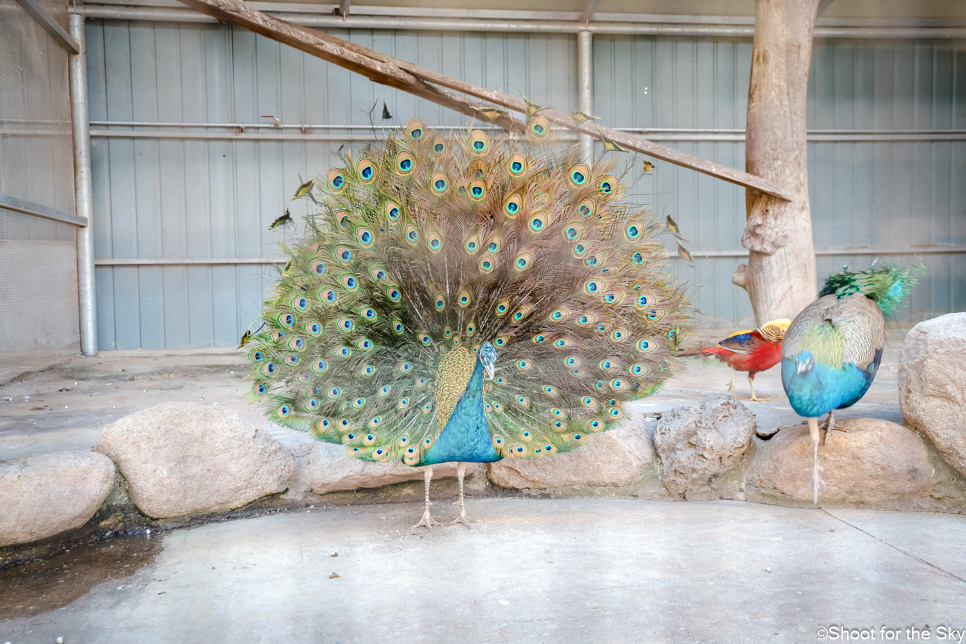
[422,359,500,465]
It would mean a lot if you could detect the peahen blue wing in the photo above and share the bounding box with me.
[781,263,920,504]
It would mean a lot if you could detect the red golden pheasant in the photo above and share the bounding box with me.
[679,319,791,402]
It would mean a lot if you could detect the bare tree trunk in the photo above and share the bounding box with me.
[734,0,820,324]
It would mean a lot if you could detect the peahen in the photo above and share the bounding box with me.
[246,118,692,527]
[781,264,919,503]
[678,318,790,402]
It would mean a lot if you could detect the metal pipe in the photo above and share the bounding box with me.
[81,119,966,136]
[577,30,593,164]
[93,247,966,266]
[82,0,966,28]
[88,128,966,143]
[95,257,285,265]
[88,121,966,138]
[683,247,966,258]
[69,12,98,358]
[80,6,966,38]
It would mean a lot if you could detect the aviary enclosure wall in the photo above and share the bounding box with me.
[0,0,79,380]
[85,21,966,350]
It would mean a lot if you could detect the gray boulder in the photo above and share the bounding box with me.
[653,394,757,495]
[747,417,932,503]
[487,423,653,489]
[96,402,297,519]
[0,451,115,547]
[899,313,966,478]
[305,442,484,494]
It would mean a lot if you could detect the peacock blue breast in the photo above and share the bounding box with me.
[781,349,881,418]
[422,360,501,465]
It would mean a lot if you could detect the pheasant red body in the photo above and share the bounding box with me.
[679,319,790,402]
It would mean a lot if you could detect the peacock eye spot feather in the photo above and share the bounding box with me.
[434,142,445,153]
[327,169,346,191]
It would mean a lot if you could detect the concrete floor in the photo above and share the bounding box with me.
[3,499,966,643]
[5,326,959,643]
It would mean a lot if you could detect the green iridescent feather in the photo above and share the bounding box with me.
[245,118,694,466]
[818,262,924,319]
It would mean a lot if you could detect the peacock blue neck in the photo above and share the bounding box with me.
[422,359,501,465]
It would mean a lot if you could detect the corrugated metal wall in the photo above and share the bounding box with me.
[0,0,78,380]
[85,21,965,348]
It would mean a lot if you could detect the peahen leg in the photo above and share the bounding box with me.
[802,416,830,504]
[449,462,481,526]
[411,465,442,530]
[820,410,836,445]
[748,372,768,402]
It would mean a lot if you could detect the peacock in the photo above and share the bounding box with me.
[246,118,693,527]
[781,264,920,503]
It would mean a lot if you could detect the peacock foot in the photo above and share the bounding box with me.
[820,411,837,445]
[449,508,482,527]
[800,470,831,505]
[411,508,443,530]
[748,395,770,402]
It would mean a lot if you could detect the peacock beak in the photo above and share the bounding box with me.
[795,352,814,375]
[485,363,495,380]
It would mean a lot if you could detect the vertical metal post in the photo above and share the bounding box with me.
[577,30,593,165]
[69,10,97,357]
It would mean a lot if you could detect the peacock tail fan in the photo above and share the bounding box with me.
[818,262,925,319]
[246,119,694,465]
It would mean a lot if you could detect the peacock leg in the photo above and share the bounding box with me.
[748,372,769,402]
[729,369,736,397]
[411,465,442,530]
[802,416,830,504]
[820,410,836,445]
[449,462,481,526]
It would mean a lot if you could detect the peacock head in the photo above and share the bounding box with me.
[795,351,815,375]
[479,342,497,380]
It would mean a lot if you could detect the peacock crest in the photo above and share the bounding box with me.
[247,118,693,466]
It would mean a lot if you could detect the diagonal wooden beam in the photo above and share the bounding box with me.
[176,0,524,132]
[175,0,792,201]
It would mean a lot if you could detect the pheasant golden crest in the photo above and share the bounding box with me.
[247,118,692,525]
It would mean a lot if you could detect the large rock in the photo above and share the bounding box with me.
[653,394,757,495]
[899,313,966,478]
[305,442,484,494]
[487,423,653,489]
[0,451,115,547]
[748,417,932,502]
[96,402,297,519]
